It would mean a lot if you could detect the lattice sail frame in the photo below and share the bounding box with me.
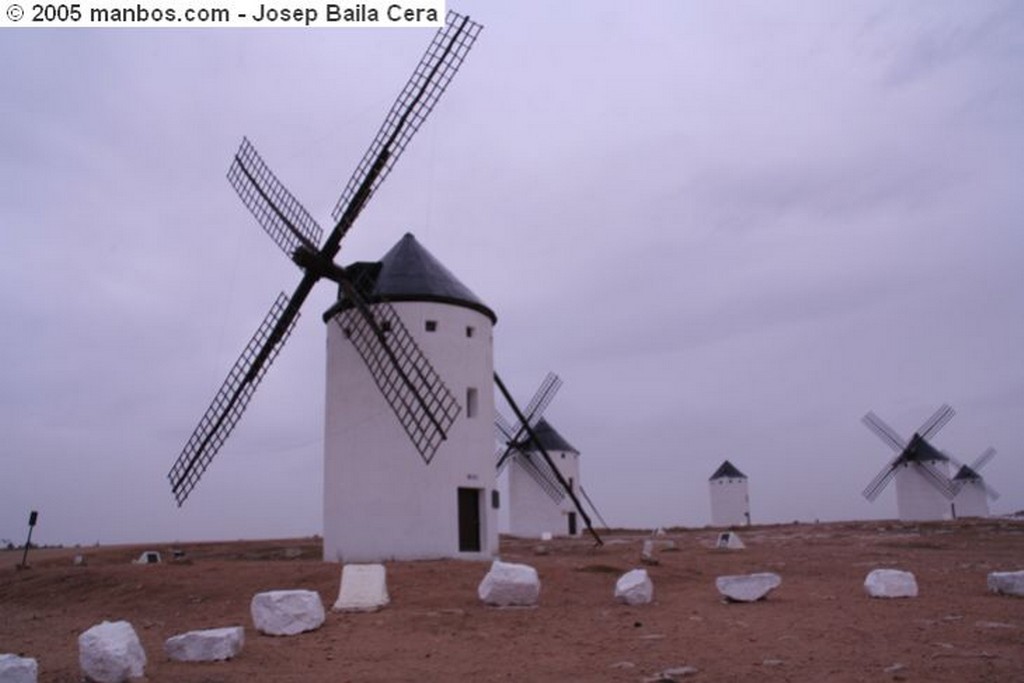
[494,372,566,502]
[168,293,297,505]
[228,137,324,258]
[333,298,460,464]
[331,11,483,227]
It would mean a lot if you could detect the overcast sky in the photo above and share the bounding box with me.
[2,1,1022,546]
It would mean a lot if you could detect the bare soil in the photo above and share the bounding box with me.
[2,519,1023,682]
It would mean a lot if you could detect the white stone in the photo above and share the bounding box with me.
[163,626,244,662]
[0,654,38,683]
[640,539,659,566]
[615,569,654,605]
[864,569,918,599]
[715,572,781,602]
[716,532,745,549]
[131,551,160,565]
[987,570,1024,597]
[78,621,146,683]
[250,590,325,636]
[540,532,553,541]
[477,560,540,607]
[333,564,390,612]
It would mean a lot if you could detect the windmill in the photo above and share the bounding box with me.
[708,460,750,527]
[494,373,606,542]
[168,12,483,526]
[948,447,999,518]
[861,404,959,521]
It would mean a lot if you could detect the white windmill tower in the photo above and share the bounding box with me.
[949,447,1000,518]
[861,405,958,521]
[708,460,750,527]
[323,233,499,562]
[495,374,607,539]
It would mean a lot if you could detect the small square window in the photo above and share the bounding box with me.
[466,326,475,338]
[425,320,438,332]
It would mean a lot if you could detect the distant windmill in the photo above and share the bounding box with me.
[861,404,959,521]
[708,460,750,527]
[948,447,1000,518]
[494,373,606,541]
[167,14,486,559]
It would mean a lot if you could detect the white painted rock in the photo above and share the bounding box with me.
[333,564,390,612]
[0,654,38,683]
[250,590,325,636]
[987,570,1024,597]
[715,572,781,602]
[163,626,244,662]
[864,569,918,599]
[716,532,745,549]
[615,569,654,605]
[640,539,659,566]
[78,621,146,683]
[478,560,541,607]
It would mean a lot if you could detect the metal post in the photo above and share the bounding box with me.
[19,510,37,568]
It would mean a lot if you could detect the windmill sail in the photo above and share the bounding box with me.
[168,12,482,505]
[331,11,482,230]
[333,294,459,464]
[168,293,297,505]
[228,137,324,258]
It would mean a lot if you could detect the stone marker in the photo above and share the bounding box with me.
[715,572,781,602]
[250,590,325,636]
[864,569,918,599]
[163,626,244,662]
[478,560,541,607]
[0,654,38,683]
[640,539,659,566]
[540,532,553,541]
[987,570,1024,597]
[716,532,745,549]
[615,568,654,605]
[78,620,146,683]
[333,564,390,612]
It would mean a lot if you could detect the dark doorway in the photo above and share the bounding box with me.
[458,487,482,552]
[567,512,577,536]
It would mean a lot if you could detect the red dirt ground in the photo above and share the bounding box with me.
[2,519,1023,682]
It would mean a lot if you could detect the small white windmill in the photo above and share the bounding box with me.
[949,447,1000,518]
[494,373,607,539]
[708,460,750,527]
[861,405,959,521]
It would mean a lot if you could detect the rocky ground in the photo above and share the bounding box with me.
[2,518,1023,682]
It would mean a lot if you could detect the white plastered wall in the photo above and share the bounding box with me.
[505,449,580,538]
[709,478,750,527]
[322,300,498,562]
[894,460,952,521]
[952,481,990,518]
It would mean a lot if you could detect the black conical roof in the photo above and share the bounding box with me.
[325,232,496,323]
[709,460,746,481]
[903,434,949,463]
[953,464,981,481]
[522,418,579,454]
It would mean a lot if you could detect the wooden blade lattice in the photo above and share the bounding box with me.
[228,137,323,258]
[169,293,297,505]
[331,11,483,230]
[333,299,459,464]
